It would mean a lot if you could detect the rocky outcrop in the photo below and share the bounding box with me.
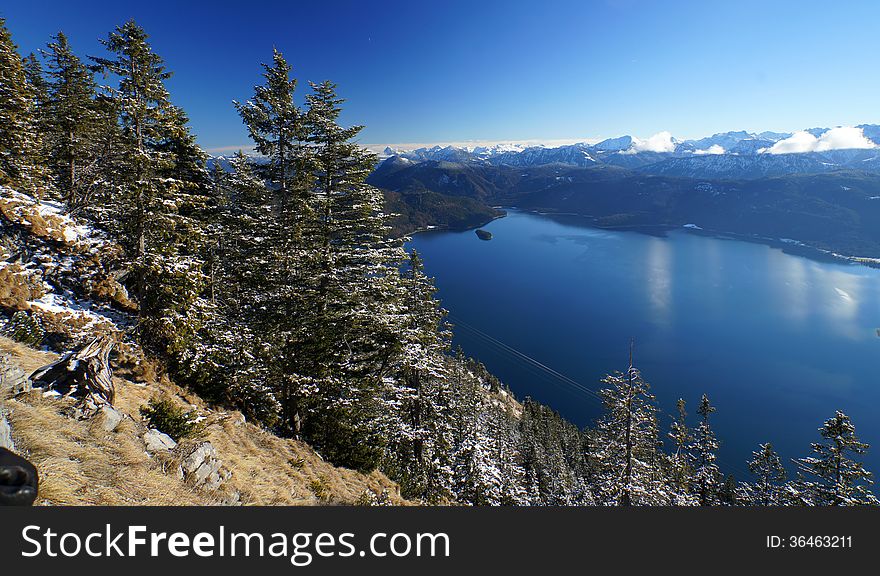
[0,353,30,396]
[0,408,14,451]
[1,352,26,451]
[178,441,230,491]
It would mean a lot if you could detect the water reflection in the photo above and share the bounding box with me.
[644,236,673,324]
[818,268,862,339]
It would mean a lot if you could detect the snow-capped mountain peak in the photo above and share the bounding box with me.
[371,124,880,173]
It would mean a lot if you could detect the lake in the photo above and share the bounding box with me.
[408,209,880,478]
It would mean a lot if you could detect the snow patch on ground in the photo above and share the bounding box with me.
[28,291,118,330]
[1,186,99,246]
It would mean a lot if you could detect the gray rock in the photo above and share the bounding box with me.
[0,408,14,451]
[0,354,30,396]
[143,428,177,453]
[97,405,124,432]
[180,441,226,490]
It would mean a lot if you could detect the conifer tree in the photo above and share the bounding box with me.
[795,411,878,506]
[449,349,482,502]
[452,370,525,506]
[667,398,696,503]
[178,152,280,425]
[445,351,518,504]
[519,399,591,505]
[746,442,787,506]
[382,250,453,501]
[690,394,722,505]
[718,473,739,506]
[234,48,306,197]
[0,19,50,194]
[234,49,315,439]
[22,53,50,137]
[42,32,102,206]
[295,79,406,470]
[592,349,667,506]
[91,20,209,357]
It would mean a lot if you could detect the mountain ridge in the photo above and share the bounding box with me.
[374,124,880,180]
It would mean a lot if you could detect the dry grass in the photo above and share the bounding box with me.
[0,195,70,244]
[0,263,44,311]
[0,336,407,506]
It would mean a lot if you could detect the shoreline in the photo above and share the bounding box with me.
[401,204,880,269]
[401,210,508,239]
[510,207,880,269]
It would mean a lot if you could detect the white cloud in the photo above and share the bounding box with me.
[761,126,876,155]
[693,144,725,155]
[624,131,676,154]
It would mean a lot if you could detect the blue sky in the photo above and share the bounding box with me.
[2,0,878,151]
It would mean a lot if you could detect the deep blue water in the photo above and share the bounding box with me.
[408,210,880,478]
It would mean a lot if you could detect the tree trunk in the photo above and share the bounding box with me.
[29,338,115,415]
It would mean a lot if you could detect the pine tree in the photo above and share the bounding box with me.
[22,53,50,144]
[667,398,696,503]
[43,32,105,206]
[795,411,878,506]
[294,79,406,470]
[0,18,50,194]
[91,20,210,357]
[449,349,481,502]
[175,152,280,425]
[233,49,315,439]
[718,473,739,506]
[746,442,787,506]
[233,48,307,197]
[592,347,668,505]
[453,366,526,506]
[690,394,722,506]
[519,399,591,505]
[382,250,453,502]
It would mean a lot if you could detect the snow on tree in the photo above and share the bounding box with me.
[690,394,722,506]
[289,79,408,471]
[90,19,210,358]
[0,18,51,196]
[666,398,697,505]
[591,347,670,506]
[175,151,280,426]
[42,32,105,207]
[379,250,456,502]
[793,411,878,506]
[744,442,787,506]
[518,399,592,505]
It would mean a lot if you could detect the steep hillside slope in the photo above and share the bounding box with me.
[0,188,407,506]
[0,337,405,505]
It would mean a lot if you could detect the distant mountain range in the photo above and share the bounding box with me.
[210,125,880,255]
[379,124,880,180]
[367,124,880,258]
